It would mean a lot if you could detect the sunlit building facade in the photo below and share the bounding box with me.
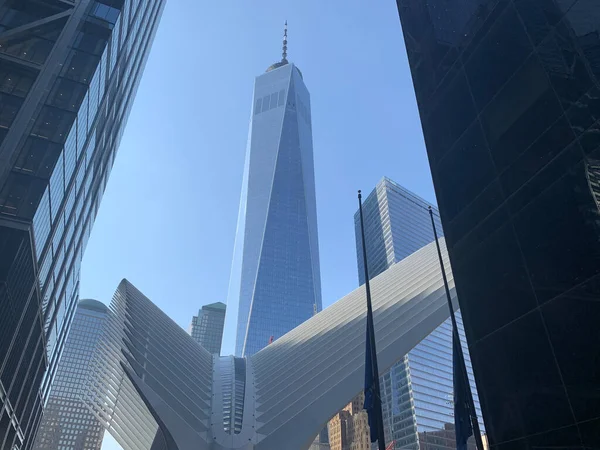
[355,178,483,449]
[230,28,322,357]
[32,299,108,450]
[0,1,165,448]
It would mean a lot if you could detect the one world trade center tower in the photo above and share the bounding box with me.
[230,24,322,357]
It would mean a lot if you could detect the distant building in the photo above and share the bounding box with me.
[189,302,226,354]
[32,300,108,450]
[353,177,484,449]
[328,393,370,450]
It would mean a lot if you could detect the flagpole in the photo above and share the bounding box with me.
[358,190,387,450]
[428,207,484,450]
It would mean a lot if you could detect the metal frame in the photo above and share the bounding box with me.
[0,0,90,192]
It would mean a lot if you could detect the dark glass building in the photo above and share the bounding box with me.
[395,0,600,447]
[189,301,226,355]
[0,1,165,448]
[31,299,108,450]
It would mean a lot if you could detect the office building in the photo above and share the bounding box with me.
[0,1,165,448]
[395,0,600,447]
[32,299,108,450]
[353,178,483,449]
[84,240,460,450]
[229,25,322,357]
[189,302,226,354]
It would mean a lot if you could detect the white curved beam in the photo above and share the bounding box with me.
[84,239,456,450]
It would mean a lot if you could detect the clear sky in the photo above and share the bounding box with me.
[82,2,435,448]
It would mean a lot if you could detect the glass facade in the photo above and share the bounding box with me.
[0,1,165,448]
[189,301,226,355]
[395,0,600,447]
[32,299,108,450]
[354,178,484,449]
[231,58,322,357]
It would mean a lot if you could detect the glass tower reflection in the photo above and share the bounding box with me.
[395,0,600,446]
[230,30,322,357]
[354,178,485,449]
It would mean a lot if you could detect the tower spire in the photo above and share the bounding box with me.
[282,20,288,63]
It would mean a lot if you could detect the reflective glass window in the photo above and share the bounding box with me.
[52,213,65,263]
[33,187,52,260]
[49,153,65,223]
[0,93,24,129]
[90,2,120,24]
[270,93,278,110]
[64,187,76,225]
[99,48,108,101]
[31,106,75,143]
[0,65,35,98]
[88,61,101,125]
[39,250,52,292]
[46,77,87,113]
[72,21,110,56]
[13,137,62,179]
[61,50,101,85]
[55,293,67,333]
[75,163,86,199]
[42,276,54,318]
[64,125,77,186]
[0,172,45,219]
[254,98,262,115]
[77,93,89,149]
[109,17,121,72]
[262,95,270,112]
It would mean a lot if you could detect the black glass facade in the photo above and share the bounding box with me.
[395,0,600,447]
[0,1,164,449]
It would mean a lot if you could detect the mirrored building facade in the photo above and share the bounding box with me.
[0,0,165,448]
[230,32,322,357]
[354,178,484,449]
[32,299,108,450]
[395,0,600,447]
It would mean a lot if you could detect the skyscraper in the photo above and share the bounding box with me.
[395,0,600,446]
[230,25,322,357]
[189,301,226,354]
[353,177,484,450]
[0,1,165,448]
[32,299,108,450]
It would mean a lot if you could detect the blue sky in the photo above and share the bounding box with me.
[81,2,435,447]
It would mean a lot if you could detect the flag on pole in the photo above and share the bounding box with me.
[428,206,483,450]
[453,330,473,450]
[358,190,386,450]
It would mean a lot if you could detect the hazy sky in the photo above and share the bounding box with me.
[81,2,435,448]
